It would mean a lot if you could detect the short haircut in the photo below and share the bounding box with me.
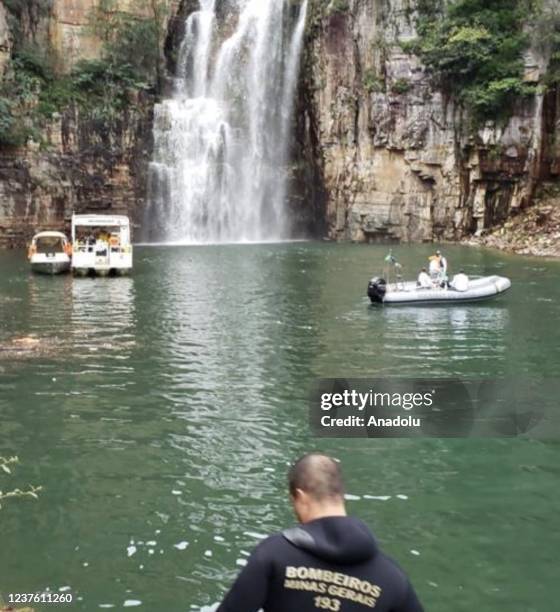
[288,453,345,501]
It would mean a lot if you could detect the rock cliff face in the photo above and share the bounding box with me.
[297,0,560,242]
[1,0,560,248]
[0,98,154,248]
[0,3,11,76]
[0,0,178,248]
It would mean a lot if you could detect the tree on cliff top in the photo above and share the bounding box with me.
[409,0,537,122]
[0,0,171,146]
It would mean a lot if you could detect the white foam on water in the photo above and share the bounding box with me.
[363,495,392,501]
[123,600,142,607]
[174,541,189,550]
[397,494,409,500]
[410,550,420,556]
[236,559,248,567]
[171,490,182,495]
[59,586,71,592]
[214,535,225,542]
[127,546,137,557]
[243,531,267,540]
[156,512,170,523]
[344,494,361,501]
[204,550,213,557]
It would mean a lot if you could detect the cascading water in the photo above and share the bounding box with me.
[145,0,308,244]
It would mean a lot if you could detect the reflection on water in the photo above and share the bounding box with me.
[375,305,511,376]
[71,277,136,347]
[1,244,559,611]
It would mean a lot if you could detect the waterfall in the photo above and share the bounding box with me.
[145,0,308,244]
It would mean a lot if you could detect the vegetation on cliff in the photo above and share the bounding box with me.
[0,0,166,147]
[406,0,537,121]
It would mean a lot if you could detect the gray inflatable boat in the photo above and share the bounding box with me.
[368,275,511,305]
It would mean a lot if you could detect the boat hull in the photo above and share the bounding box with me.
[368,275,511,305]
[31,259,71,275]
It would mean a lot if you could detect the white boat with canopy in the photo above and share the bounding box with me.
[71,214,133,277]
[28,231,71,275]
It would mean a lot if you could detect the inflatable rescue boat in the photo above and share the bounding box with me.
[367,275,511,305]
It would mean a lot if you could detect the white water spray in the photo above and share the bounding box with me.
[145,0,308,244]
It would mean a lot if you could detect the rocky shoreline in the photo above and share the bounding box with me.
[464,193,560,259]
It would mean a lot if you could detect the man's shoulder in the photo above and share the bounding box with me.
[373,549,412,588]
[250,531,291,559]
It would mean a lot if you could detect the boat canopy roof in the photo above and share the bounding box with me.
[72,214,130,228]
[32,231,68,241]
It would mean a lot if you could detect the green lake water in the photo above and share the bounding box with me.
[0,242,559,611]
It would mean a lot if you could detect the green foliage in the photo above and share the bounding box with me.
[3,0,52,15]
[531,3,560,88]
[363,69,385,94]
[0,49,145,146]
[392,78,412,94]
[0,98,23,146]
[408,0,536,121]
[13,45,54,82]
[88,1,162,86]
[67,59,147,118]
[2,0,53,45]
[327,0,350,15]
[0,46,48,146]
[0,2,165,146]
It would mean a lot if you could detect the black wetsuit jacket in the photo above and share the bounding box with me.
[217,516,424,612]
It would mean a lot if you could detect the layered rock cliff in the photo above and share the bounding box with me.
[0,0,177,247]
[1,0,560,248]
[295,0,560,243]
[0,98,154,248]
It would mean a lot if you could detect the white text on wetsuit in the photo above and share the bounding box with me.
[284,566,382,609]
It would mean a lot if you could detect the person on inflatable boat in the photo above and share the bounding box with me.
[429,250,448,286]
[417,268,432,289]
[451,269,469,292]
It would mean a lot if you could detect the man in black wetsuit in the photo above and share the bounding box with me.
[217,453,424,612]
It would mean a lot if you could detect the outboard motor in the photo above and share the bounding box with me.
[367,277,387,303]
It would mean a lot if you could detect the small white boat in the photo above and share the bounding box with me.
[71,214,133,277]
[368,275,511,305]
[28,231,71,275]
